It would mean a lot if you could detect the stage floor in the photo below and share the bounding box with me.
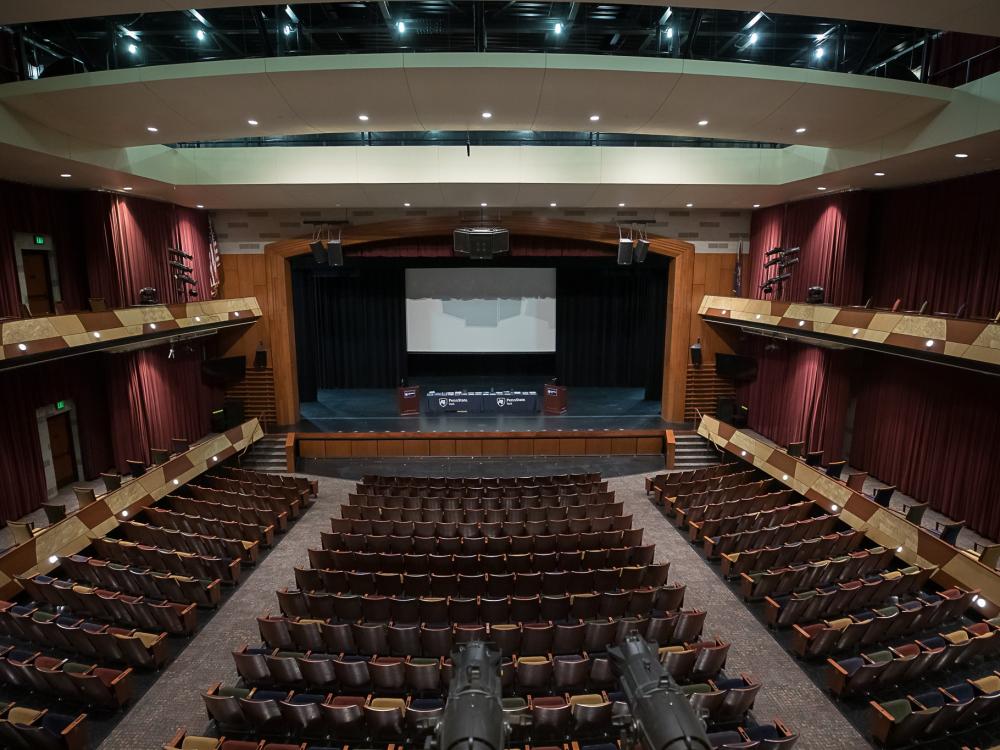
[297,385,678,433]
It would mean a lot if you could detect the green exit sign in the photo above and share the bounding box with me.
[55,400,65,410]
[33,235,45,246]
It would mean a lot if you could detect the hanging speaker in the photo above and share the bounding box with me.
[634,238,650,263]
[328,238,344,267]
[309,240,327,264]
[617,239,634,265]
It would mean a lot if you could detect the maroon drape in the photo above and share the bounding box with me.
[850,356,1000,541]
[746,192,870,306]
[736,339,852,460]
[0,356,113,523]
[172,206,212,298]
[928,32,1000,87]
[864,170,1000,318]
[105,345,212,471]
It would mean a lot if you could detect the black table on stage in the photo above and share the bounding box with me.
[424,390,540,415]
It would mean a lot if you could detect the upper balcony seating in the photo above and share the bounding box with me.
[870,672,1000,747]
[790,588,979,659]
[0,646,132,709]
[720,530,865,579]
[703,513,840,559]
[0,601,167,669]
[0,703,88,750]
[171,492,286,534]
[55,554,222,609]
[16,574,198,636]
[217,466,318,498]
[740,546,897,601]
[91,537,242,585]
[276,584,686,624]
[763,565,936,628]
[320,527,643,555]
[143,507,269,553]
[122,518,260,565]
[827,620,1000,697]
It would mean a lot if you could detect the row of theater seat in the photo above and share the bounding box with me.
[91,537,242,585]
[668,480,774,518]
[740,546,897,601]
[360,471,601,486]
[217,467,318,497]
[190,484,302,521]
[203,476,312,507]
[829,618,1000,696]
[348,490,614,506]
[169,494,287,533]
[676,488,793,527]
[143,507,271,551]
[0,703,87,750]
[644,463,744,492]
[652,472,760,508]
[720,530,866,578]
[0,601,167,669]
[704,513,840,559]
[340,504,624,524]
[56,553,222,608]
[276,584,687,623]
[320,527,642,554]
[0,646,132,709]
[329,512,632,536]
[689,500,815,543]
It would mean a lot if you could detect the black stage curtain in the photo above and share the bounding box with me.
[556,266,667,399]
[294,267,407,400]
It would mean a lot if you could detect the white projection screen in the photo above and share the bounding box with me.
[405,268,556,353]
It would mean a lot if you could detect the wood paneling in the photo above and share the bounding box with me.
[533,439,561,455]
[482,439,508,456]
[690,253,738,362]
[403,439,430,456]
[508,438,533,455]
[299,440,324,458]
[324,441,351,458]
[611,438,638,454]
[429,439,457,456]
[350,441,378,457]
[637,437,662,455]
[378,440,404,457]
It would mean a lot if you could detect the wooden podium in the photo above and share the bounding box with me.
[397,385,421,416]
[543,384,567,415]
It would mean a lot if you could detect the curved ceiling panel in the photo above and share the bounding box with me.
[2,0,999,37]
[0,54,951,149]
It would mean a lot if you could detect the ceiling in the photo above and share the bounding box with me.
[0,54,951,149]
[2,0,1000,37]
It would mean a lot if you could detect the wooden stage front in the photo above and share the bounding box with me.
[290,428,672,469]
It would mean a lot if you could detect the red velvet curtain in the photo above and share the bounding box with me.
[746,192,870,306]
[736,339,852,460]
[172,205,212,299]
[850,356,1000,541]
[864,170,1000,318]
[105,345,212,471]
[0,356,113,523]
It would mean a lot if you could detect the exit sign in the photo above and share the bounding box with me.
[55,400,65,410]
[33,235,45,246]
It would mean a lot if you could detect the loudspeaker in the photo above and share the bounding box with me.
[309,240,327,264]
[454,228,510,259]
[717,396,736,424]
[617,239,634,265]
[633,238,650,263]
[328,239,344,267]
[806,286,824,304]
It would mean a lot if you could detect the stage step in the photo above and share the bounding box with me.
[672,432,722,468]
[241,434,288,471]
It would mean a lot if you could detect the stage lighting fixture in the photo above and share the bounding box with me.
[617,225,634,266]
[309,240,327,264]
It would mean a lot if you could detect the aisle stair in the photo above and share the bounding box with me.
[674,431,721,469]
[240,433,287,472]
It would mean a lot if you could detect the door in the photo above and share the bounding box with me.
[47,412,77,488]
[23,250,54,315]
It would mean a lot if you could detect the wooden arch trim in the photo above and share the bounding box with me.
[264,216,695,425]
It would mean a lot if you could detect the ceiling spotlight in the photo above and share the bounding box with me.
[685,202,694,208]
[740,450,747,457]
[195,316,201,322]
[815,47,825,59]
[665,27,673,38]
[173,479,180,485]
[798,320,805,326]
[795,127,807,134]
[749,32,759,44]
[954,153,969,158]
[752,203,760,208]
[481,111,492,119]
[196,204,204,209]
[397,20,406,33]
[480,202,488,207]
[234,311,240,317]
[589,114,600,122]
[60,173,72,178]
[554,22,563,34]
[247,119,259,126]
[123,186,133,191]
[146,126,158,133]
[17,344,27,352]
[149,323,156,329]
[817,186,827,191]
[874,172,886,177]
[697,120,708,127]
[404,202,411,207]
[48,555,58,564]
[283,24,293,35]
[550,202,557,207]
[755,314,761,319]
[127,43,138,54]
[358,114,369,122]
[212,456,218,462]
[618,202,625,207]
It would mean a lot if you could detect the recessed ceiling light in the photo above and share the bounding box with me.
[149,323,156,329]
[782,474,789,481]
[554,22,563,34]
[618,202,625,207]
[795,127,807,134]
[752,203,760,208]
[755,314,761,319]
[817,186,827,191]
[212,456,218,462]
[358,114,369,122]
[589,115,600,122]
[146,126,158,133]
[481,112,492,119]
[480,202,488,207]
[404,202,411,207]
[954,153,969,158]
[397,20,406,33]
[247,119,259,126]
[697,120,708,126]
[685,202,693,208]
[550,202,557,207]
[740,450,747,457]
[173,479,179,485]
[121,510,129,517]
[798,320,805,326]
[122,186,133,191]
[194,316,201,322]
[852,328,860,335]
[874,172,885,177]
[60,173,72,178]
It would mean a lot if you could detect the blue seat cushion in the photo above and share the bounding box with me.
[745,724,780,741]
[42,714,76,734]
[913,691,944,708]
[714,678,747,690]
[410,699,444,710]
[947,684,975,702]
[251,691,288,701]
[838,657,864,676]
[920,637,946,649]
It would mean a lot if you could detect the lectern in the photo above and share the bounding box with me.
[543,383,567,415]
[397,385,421,416]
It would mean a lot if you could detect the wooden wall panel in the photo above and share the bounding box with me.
[350,441,378,457]
[533,439,561,455]
[690,253,738,363]
[455,439,483,455]
[324,441,351,458]
[299,441,325,458]
[586,438,612,454]
[637,437,663,454]
[403,440,430,456]
[378,440,404,457]
[559,438,587,455]
[508,439,534,455]
[482,439,508,456]
[429,440,456,456]
[611,438,638,454]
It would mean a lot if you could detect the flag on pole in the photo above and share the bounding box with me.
[732,240,743,296]
[207,214,221,299]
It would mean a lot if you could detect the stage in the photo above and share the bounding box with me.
[297,382,677,433]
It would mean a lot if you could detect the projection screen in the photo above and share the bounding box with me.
[405,268,556,353]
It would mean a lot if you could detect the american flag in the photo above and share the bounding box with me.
[207,214,221,299]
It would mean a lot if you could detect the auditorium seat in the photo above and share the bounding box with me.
[0,704,88,750]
